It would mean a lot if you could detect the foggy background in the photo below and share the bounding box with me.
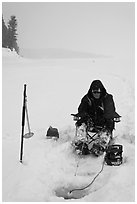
[2,2,134,60]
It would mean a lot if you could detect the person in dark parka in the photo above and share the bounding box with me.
[76,80,121,133]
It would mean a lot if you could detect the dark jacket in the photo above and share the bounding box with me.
[78,80,120,130]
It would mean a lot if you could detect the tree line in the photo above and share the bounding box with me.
[2,15,19,54]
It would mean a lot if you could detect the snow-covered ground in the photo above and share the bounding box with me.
[2,48,135,201]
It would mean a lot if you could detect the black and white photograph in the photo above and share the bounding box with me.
[2,1,135,202]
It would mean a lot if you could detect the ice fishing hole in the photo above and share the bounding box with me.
[55,185,88,200]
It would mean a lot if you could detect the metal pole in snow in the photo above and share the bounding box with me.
[20,84,26,163]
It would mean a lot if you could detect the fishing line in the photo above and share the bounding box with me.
[69,153,106,194]
[74,142,85,176]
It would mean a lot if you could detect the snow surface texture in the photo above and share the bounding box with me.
[2,48,135,201]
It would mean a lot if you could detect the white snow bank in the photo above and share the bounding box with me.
[2,48,19,58]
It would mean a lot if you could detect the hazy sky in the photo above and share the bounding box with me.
[2,2,134,58]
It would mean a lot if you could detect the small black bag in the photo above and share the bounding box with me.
[46,126,59,139]
[105,144,123,166]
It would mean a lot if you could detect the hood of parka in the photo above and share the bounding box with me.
[87,80,107,99]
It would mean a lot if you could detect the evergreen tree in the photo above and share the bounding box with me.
[2,15,8,48]
[7,15,19,53]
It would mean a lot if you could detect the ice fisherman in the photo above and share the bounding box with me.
[75,80,121,136]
